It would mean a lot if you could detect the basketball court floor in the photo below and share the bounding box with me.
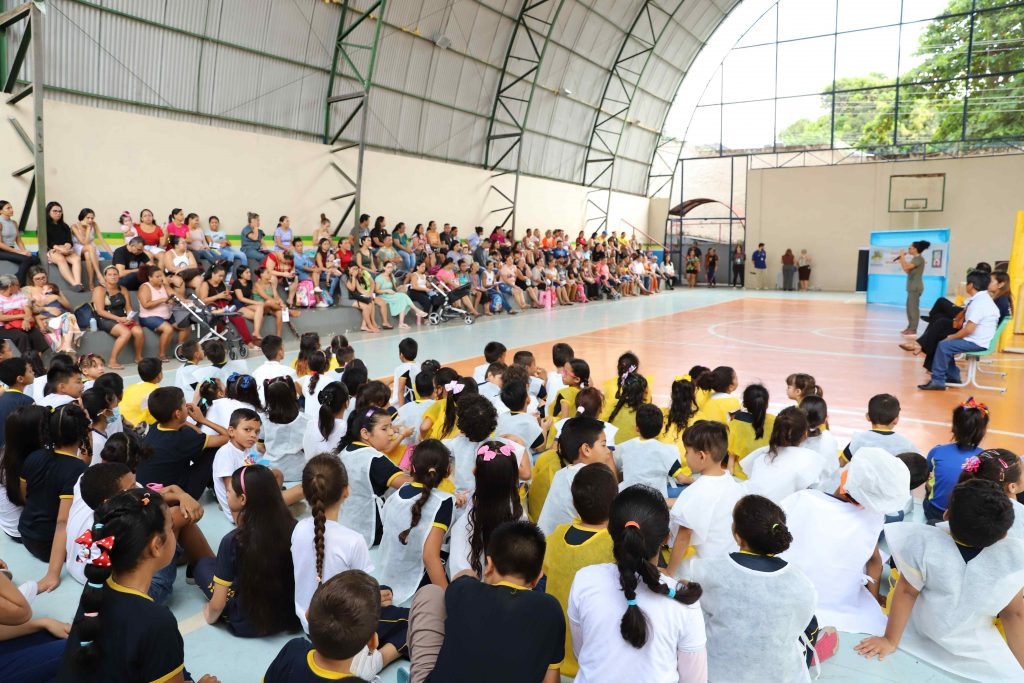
[7,288,1010,682]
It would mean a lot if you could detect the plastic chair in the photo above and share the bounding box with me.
[947,318,1011,392]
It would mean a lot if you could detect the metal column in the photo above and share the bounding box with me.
[1,2,45,251]
[323,0,386,237]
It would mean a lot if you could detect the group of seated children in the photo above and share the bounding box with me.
[0,335,1021,683]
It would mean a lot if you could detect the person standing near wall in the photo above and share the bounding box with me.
[751,243,767,290]
[797,249,812,291]
[897,240,930,335]
[705,248,719,288]
[731,245,745,287]
[781,249,796,291]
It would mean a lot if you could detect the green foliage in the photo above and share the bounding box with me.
[776,0,1024,149]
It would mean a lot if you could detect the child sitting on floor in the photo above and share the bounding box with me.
[785,372,822,406]
[924,398,989,523]
[693,366,740,426]
[616,403,687,495]
[740,407,822,503]
[537,416,614,536]
[843,393,917,460]
[728,383,774,478]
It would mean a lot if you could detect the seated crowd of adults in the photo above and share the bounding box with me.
[0,200,673,367]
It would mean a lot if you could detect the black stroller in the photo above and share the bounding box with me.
[427,278,475,325]
[171,293,249,361]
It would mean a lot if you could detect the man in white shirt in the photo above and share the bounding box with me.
[251,334,298,401]
[919,270,1000,390]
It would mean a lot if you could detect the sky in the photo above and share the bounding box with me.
[662,0,953,150]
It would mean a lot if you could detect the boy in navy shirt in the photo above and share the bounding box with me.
[0,356,34,447]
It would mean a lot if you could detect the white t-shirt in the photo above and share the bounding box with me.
[845,430,917,459]
[27,375,46,400]
[741,445,822,503]
[393,399,434,446]
[472,363,488,384]
[0,480,22,538]
[251,360,298,402]
[35,393,73,409]
[538,462,584,536]
[615,438,682,494]
[569,563,706,683]
[963,290,1001,347]
[90,429,108,464]
[202,397,249,436]
[527,376,544,398]
[65,480,94,585]
[546,369,565,402]
[298,374,330,419]
[495,412,542,451]
[302,417,346,461]
[391,361,420,405]
[212,441,257,522]
[554,417,618,447]
[477,382,508,415]
[669,473,743,562]
[175,363,218,398]
[291,516,372,633]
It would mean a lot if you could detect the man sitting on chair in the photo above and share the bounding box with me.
[918,269,1000,391]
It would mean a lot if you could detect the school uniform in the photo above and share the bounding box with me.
[553,417,618,448]
[727,411,775,478]
[527,375,546,400]
[543,523,613,677]
[301,417,346,462]
[298,375,330,419]
[694,393,741,426]
[780,489,887,635]
[338,442,405,547]
[64,478,95,585]
[803,431,840,491]
[137,424,211,500]
[669,473,743,573]
[548,385,579,419]
[0,388,33,447]
[425,576,565,683]
[477,381,508,416]
[538,462,585,536]
[18,448,86,560]
[262,414,310,481]
[34,392,74,409]
[264,637,370,683]
[471,362,488,384]
[423,401,458,441]
[202,397,249,436]
[391,361,421,405]
[884,522,1024,681]
[495,411,543,451]
[291,516,372,632]
[89,428,109,464]
[740,445,822,503]
[691,553,816,683]
[843,429,917,460]
[58,577,185,683]
[925,443,983,516]
[252,361,299,402]
[26,374,46,401]
[175,362,217,397]
[0,479,22,539]
[569,563,706,683]
[394,398,434,447]
[546,370,566,408]
[121,380,159,426]
[603,405,639,445]
[212,441,259,522]
[445,434,525,494]
[615,437,683,495]
[378,482,454,604]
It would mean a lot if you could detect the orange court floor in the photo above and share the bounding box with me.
[446,297,1023,454]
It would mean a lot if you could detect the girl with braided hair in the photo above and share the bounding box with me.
[569,484,705,682]
[957,448,1024,538]
[378,439,453,604]
[602,371,647,445]
[59,488,220,682]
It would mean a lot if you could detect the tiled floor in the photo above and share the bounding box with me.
[7,287,1007,682]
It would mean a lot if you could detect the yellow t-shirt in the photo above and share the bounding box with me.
[528,449,562,523]
[121,381,159,426]
[549,386,579,418]
[424,400,459,441]
[694,394,741,426]
[602,403,639,445]
[600,375,653,406]
[728,411,776,480]
[543,522,614,677]
[658,409,697,477]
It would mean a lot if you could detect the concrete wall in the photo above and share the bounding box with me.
[0,99,649,238]
[745,154,1024,292]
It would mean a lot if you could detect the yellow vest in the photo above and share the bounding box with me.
[528,449,562,523]
[121,381,158,426]
[658,409,696,477]
[549,386,579,418]
[693,395,741,427]
[543,522,613,677]
[728,412,775,479]
[602,403,639,445]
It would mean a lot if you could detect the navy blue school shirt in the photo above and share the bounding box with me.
[752,249,767,269]
[136,424,208,488]
[58,576,185,683]
[264,637,370,682]
[427,576,565,683]
[0,388,34,447]
[18,448,86,551]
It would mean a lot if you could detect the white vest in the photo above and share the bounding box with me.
[338,445,385,547]
[378,485,451,604]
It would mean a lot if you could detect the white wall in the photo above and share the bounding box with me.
[746,155,1024,291]
[0,99,650,238]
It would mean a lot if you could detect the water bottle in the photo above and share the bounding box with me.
[89,317,97,332]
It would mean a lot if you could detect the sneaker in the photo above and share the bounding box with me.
[316,301,329,308]
[185,562,196,586]
[813,627,839,665]
[313,287,322,293]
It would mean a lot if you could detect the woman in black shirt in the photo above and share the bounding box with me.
[44,202,85,291]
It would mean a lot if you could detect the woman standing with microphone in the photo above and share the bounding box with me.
[897,240,930,335]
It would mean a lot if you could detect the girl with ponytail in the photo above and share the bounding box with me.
[568,484,706,682]
[301,381,350,459]
[59,488,219,682]
[728,383,775,478]
[20,403,91,591]
[740,406,821,503]
[800,395,839,490]
[603,372,647,444]
[418,367,457,440]
[690,494,823,681]
[378,439,453,604]
[659,376,697,453]
[194,464,298,637]
[337,407,411,547]
[552,358,590,418]
[693,365,740,426]
[299,350,330,417]
[449,438,525,577]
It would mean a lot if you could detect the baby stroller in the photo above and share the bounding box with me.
[170,293,249,361]
[427,278,475,326]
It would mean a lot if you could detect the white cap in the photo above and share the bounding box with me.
[845,447,911,515]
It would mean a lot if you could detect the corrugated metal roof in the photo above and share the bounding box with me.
[34,0,740,192]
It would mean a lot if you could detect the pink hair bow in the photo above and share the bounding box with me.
[498,443,515,457]
[75,529,115,568]
[445,381,464,395]
[478,445,497,461]
[621,364,637,381]
[962,456,981,473]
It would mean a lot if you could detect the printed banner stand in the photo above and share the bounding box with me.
[1003,210,1024,353]
[867,228,950,307]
